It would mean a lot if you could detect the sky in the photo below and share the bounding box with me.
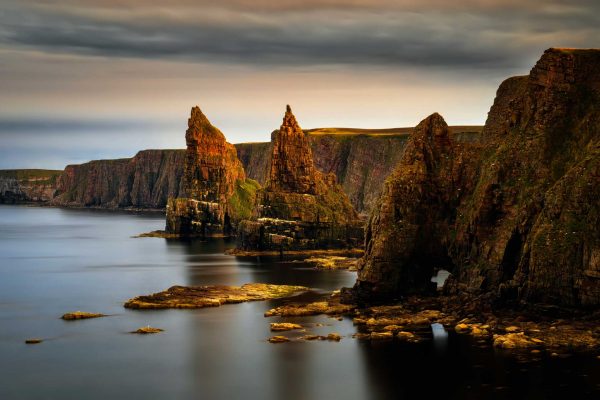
[1,0,599,169]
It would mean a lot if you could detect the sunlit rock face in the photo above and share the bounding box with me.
[237,106,362,251]
[166,106,258,236]
[52,150,185,208]
[351,48,600,308]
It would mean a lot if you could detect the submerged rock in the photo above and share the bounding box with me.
[61,311,106,320]
[25,338,43,344]
[124,283,308,309]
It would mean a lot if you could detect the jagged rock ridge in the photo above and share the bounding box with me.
[352,48,600,308]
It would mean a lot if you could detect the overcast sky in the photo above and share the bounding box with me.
[1,0,598,169]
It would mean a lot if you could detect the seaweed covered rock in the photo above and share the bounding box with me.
[350,48,600,308]
[237,106,362,251]
[166,106,259,236]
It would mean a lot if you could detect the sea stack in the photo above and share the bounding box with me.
[166,106,259,236]
[237,105,362,251]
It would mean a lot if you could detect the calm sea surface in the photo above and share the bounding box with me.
[0,205,598,400]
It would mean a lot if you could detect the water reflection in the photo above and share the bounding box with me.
[431,323,448,353]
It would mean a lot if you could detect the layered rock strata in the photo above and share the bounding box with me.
[52,150,185,208]
[237,106,362,251]
[165,107,258,236]
[351,48,600,308]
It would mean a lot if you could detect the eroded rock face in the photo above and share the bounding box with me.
[237,106,362,251]
[52,150,185,208]
[352,48,600,308]
[180,107,245,201]
[353,113,479,301]
[166,106,258,235]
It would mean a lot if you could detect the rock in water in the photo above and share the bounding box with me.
[349,48,600,308]
[124,283,308,309]
[237,105,362,251]
[268,336,290,343]
[165,106,259,236]
[270,322,303,332]
[61,311,106,320]
[131,326,164,334]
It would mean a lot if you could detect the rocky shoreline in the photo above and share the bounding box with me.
[259,290,600,356]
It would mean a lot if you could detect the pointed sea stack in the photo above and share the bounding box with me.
[166,106,259,236]
[237,105,362,251]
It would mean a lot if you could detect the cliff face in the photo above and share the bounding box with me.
[0,170,61,203]
[52,150,185,209]
[236,128,481,215]
[166,107,257,235]
[237,106,362,251]
[352,48,600,308]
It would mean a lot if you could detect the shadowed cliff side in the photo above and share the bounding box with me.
[237,106,362,251]
[165,106,259,236]
[349,48,600,308]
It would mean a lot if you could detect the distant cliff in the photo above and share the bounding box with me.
[2,128,481,212]
[53,149,185,209]
[352,48,600,308]
[236,127,481,214]
[0,169,61,204]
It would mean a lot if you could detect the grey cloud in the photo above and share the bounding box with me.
[1,1,598,71]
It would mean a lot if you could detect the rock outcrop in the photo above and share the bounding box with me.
[165,106,259,235]
[350,48,600,308]
[237,106,362,251]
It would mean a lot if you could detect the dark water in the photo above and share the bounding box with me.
[0,205,598,400]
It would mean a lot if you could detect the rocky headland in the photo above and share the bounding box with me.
[236,106,363,251]
[347,48,600,309]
